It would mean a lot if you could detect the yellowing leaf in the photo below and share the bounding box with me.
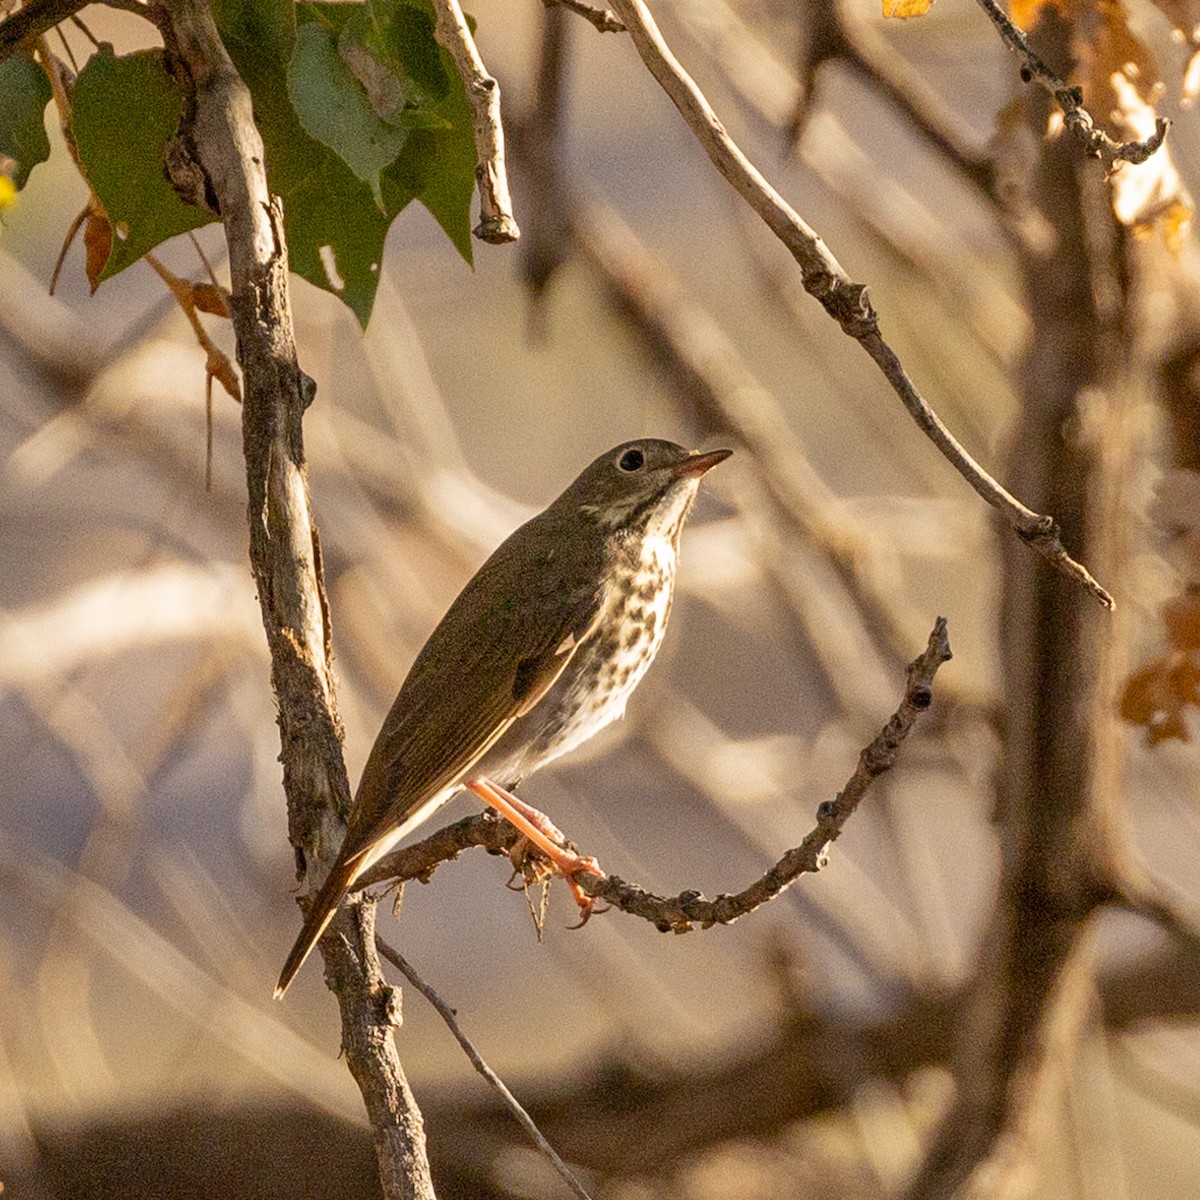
[882,0,935,17]
[1010,0,1054,25]
[1120,653,1200,744]
[1106,69,1194,252]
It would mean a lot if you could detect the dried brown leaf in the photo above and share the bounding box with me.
[83,203,112,294]
[191,281,231,317]
[207,349,242,403]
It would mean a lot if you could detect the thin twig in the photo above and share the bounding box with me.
[69,12,101,49]
[362,620,951,933]
[376,938,596,1200]
[973,0,1168,169]
[430,0,520,242]
[48,202,87,295]
[546,0,625,33]
[53,23,77,73]
[860,334,1113,607]
[602,0,1113,609]
[189,229,221,289]
[0,0,148,58]
[575,617,951,928]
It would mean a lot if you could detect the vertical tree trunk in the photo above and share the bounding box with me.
[158,1,436,1194]
[904,13,1132,1198]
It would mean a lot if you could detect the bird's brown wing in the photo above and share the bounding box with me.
[344,526,606,861]
[274,531,605,999]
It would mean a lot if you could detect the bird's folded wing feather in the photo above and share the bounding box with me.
[345,531,606,859]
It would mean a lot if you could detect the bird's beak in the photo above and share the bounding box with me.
[673,447,733,479]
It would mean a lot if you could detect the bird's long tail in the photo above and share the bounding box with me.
[274,855,363,999]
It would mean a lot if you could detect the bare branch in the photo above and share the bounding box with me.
[973,0,1168,169]
[859,334,1113,608]
[604,0,1113,609]
[575,618,951,927]
[154,1,434,1195]
[377,939,596,1200]
[430,0,520,242]
[546,0,624,34]
[363,620,951,935]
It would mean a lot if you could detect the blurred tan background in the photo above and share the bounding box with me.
[2,1,1200,1197]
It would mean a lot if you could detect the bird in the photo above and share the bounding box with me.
[274,438,731,998]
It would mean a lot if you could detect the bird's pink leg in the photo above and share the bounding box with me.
[465,777,605,915]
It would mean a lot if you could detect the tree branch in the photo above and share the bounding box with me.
[546,0,624,34]
[0,0,89,58]
[154,1,433,1196]
[377,938,595,1200]
[973,0,1169,170]
[361,620,951,934]
[603,0,1113,609]
[430,0,520,243]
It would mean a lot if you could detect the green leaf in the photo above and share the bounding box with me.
[288,20,411,207]
[71,46,213,280]
[396,37,475,261]
[340,0,449,120]
[210,0,295,60]
[218,26,399,325]
[0,54,52,189]
[218,0,475,325]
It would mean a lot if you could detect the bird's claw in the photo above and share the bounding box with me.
[561,857,608,927]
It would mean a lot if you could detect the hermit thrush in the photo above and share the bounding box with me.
[274,439,731,997]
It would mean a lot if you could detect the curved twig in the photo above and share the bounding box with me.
[974,0,1168,170]
[602,0,1113,609]
[361,620,951,932]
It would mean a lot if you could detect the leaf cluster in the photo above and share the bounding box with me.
[0,0,476,324]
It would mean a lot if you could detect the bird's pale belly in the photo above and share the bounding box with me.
[482,548,676,786]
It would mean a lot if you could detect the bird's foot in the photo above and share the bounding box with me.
[466,777,607,923]
[562,863,610,927]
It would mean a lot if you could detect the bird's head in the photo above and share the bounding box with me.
[562,439,732,535]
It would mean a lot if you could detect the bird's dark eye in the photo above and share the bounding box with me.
[617,447,645,473]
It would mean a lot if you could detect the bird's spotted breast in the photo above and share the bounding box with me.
[485,532,678,784]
